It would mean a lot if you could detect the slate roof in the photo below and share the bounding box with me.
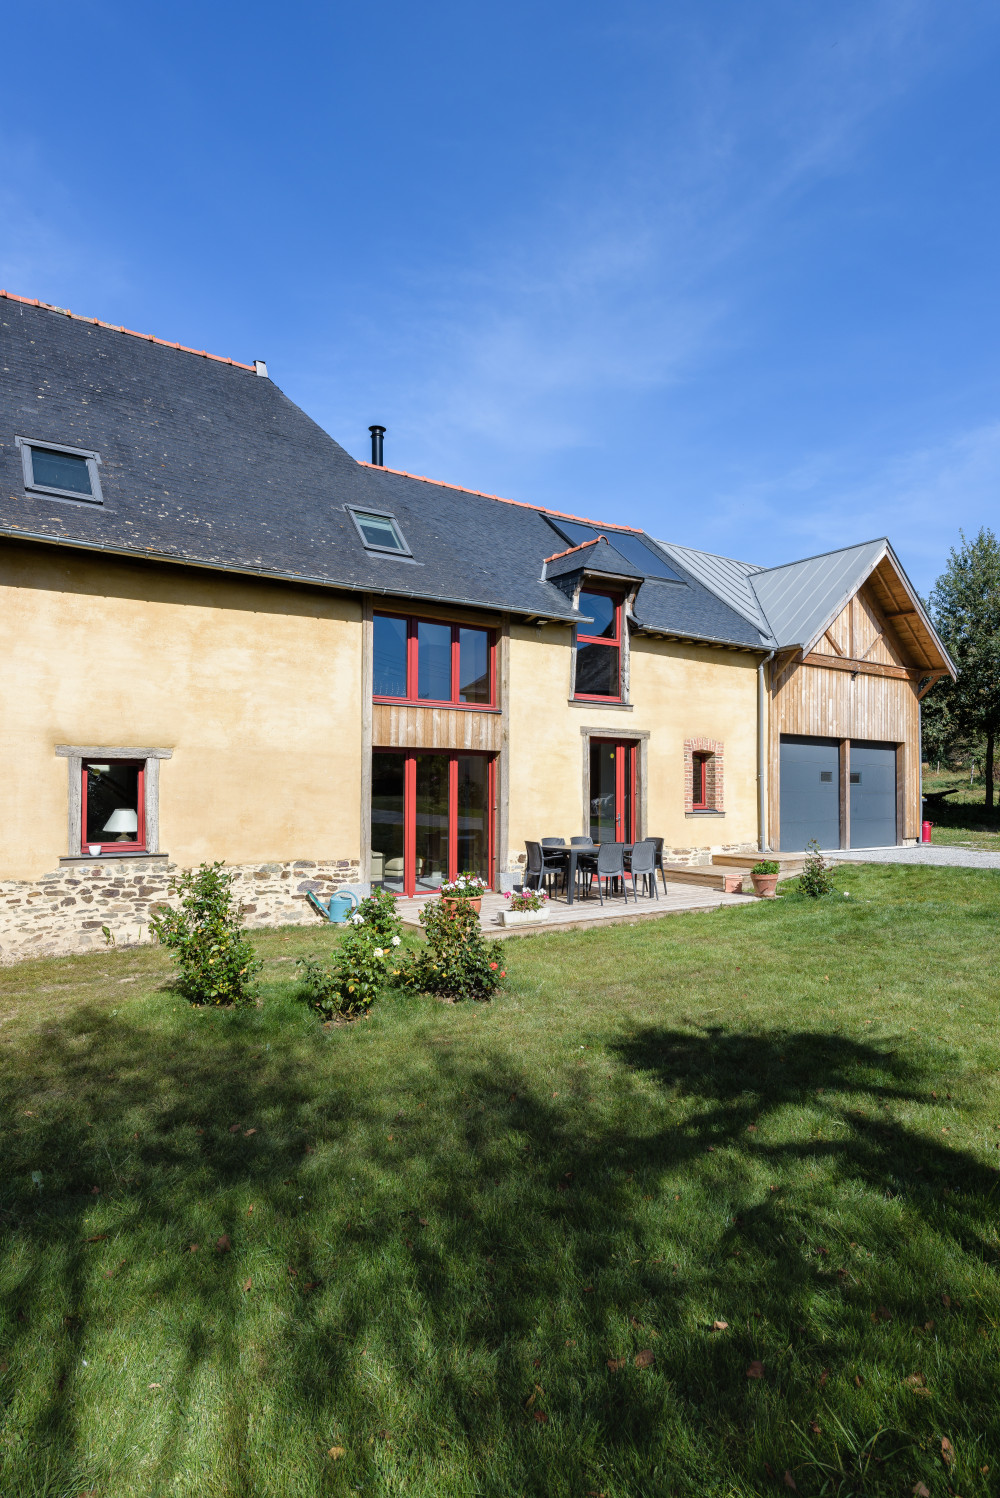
[0,293,948,665]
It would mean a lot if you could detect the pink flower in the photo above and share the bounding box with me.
[500,970,506,978]
[489,961,498,970]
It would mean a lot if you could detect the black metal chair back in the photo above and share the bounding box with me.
[541,837,566,846]
[570,836,593,845]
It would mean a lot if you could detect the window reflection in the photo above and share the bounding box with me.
[417,622,452,701]
[458,629,490,703]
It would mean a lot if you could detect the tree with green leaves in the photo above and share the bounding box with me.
[929,528,1000,808]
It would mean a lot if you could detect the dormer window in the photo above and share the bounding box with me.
[574,589,623,701]
[347,506,410,556]
[17,437,103,504]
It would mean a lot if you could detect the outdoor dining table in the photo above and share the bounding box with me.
[553,842,635,906]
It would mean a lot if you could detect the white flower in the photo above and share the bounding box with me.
[373,948,384,958]
[351,913,365,926]
[391,936,401,946]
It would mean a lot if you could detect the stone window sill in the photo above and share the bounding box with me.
[59,852,170,865]
[685,810,725,817]
[567,698,633,711]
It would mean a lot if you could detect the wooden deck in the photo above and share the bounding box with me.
[396,881,759,939]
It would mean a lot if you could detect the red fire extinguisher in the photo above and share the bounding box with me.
[921,820,933,844]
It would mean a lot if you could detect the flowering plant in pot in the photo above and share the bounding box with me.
[439,873,489,914]
[501,887,549,925]
[750,859,780,898]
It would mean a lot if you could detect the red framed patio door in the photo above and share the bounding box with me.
[589,739,636,843]
[371,750,495,896]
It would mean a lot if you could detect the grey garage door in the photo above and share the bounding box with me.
[850,741,897,848]
[779,735,840,851]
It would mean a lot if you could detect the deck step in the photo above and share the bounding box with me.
[711,851,805,877]
[660,863,734,891]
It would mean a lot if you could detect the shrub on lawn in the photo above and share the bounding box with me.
[800,838,835,898]
[298,888,404,1019]
[403,897,505,1002]
[149,861,262,1007]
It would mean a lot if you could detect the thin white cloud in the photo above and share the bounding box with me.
[707,419,1000,590]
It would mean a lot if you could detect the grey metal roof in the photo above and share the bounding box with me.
[748,539,888,649]
[654,540,774,639]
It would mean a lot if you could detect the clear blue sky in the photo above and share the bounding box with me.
[3,2,999,592]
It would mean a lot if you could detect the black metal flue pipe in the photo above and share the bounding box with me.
[368,425,386,466]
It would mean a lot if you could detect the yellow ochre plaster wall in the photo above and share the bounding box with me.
[506,623,760,860]
[0,543,364,880]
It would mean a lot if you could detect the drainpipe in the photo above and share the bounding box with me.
[757,649,776,851]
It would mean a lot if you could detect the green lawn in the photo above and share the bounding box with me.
[2,865,1000,1498]
[922,768,1000,851]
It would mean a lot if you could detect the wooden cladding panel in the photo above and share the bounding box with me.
[777,664,915,741]
[372,703,503,752]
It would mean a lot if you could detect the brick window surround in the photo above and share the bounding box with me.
[684,738,724,813]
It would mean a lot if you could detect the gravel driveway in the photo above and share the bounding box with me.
[826,845,1000,869]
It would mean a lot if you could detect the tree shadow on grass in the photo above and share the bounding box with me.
[1,1007,998,1497]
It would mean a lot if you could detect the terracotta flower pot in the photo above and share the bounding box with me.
[441,895,483,915]
[750,873,779,899]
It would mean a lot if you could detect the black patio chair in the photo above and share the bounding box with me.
[541,837,566,846]
[628,839,659,901]
[525,840,565,896]
[570,836,593,845]
[649,836,669,893]
[586,841,630,906]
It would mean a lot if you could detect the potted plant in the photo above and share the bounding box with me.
[439,873,489,915]
[750,859,780,898]
[500,887,550,926]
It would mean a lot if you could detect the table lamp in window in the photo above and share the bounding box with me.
[103,808,138,842]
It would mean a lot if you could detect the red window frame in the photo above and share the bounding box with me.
[372,613,498,710]
[81,760,146,853]
[691,752,710,810]
[377,749,496,897]
[574,591,622,702]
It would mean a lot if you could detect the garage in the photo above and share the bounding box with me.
[779,735,840,851]
[849,741,897,848]
[779,734,899,850]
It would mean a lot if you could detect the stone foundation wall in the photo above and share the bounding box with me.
[0,857,362,964]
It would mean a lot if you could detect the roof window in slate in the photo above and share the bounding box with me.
[18,437,103,505]
[347,505,411,556]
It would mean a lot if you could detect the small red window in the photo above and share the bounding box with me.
[81,760,146,853]
[691,752,710,810]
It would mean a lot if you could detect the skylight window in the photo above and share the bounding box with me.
[17,437,103,504]
[347,506,410,556]
[547,518,683,581]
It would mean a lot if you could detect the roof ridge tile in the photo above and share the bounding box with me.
[0,289,255,371]
[358,461,643,534]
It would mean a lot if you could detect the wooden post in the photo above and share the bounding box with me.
[839,739,851,849]
[496,614,511,885]
[360,596,374,886]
